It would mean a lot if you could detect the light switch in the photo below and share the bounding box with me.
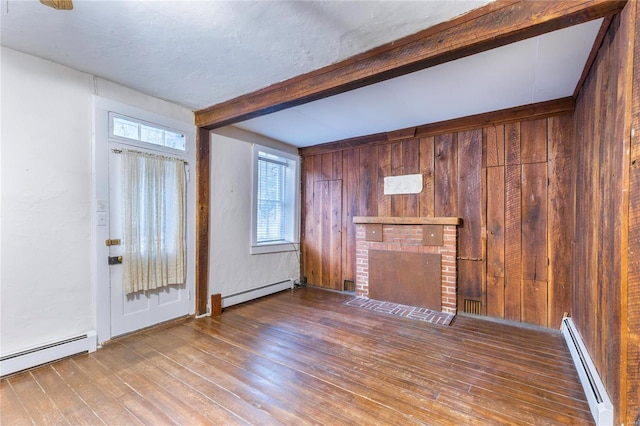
[97,213,108,226]
[97,199,107,212]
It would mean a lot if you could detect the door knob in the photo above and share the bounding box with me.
[108,256,123,265]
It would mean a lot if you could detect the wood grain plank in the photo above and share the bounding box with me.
[301,155,313,283]
[321,152,333,181]
[547,115,573,328]
[486,124,505,167]
[627,1,640,422]
[0,379,32,426]
[353,216,461,225]
[53,359,143,425]
[195,127,210,315]
[522,162,548,282]
[505,164,522,321]
[343,148,359,283]
[390,142,403,216]
[332,151,343,180]
[329,180,343,290]
[31,364,103,425]
[359,145,378,217]
[419,137,435,217]
[377,143,392,217]
[435,133,458,217]
[402,139,420,217]
[457,129,483,258]
[317,180,330,288]
[505,122,521,165]
[8,372,67,425]
[487,276,505,319]
[487,166,506,279]
[520,118,548,164]
[522,280,548,327]
[307,177,322,286]
[456,129,483,311]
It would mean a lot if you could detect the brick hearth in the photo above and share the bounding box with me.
[353,217,460,316]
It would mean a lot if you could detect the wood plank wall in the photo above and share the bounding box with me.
[571,4,636,424]
[300,115,573,329]
[628,2,640,424]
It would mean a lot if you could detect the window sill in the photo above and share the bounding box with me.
[251,241,300,255]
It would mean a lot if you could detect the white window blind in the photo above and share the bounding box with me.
[257,153,287,243]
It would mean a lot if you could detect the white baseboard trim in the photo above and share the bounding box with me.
[561,318,613,426]
[1,331,97,377]
[222,280,293,308]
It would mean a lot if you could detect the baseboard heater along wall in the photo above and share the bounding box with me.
[1,331,97,377]
[561,317,613,426]
[222,279,294,309]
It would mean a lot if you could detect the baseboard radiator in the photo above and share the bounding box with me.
[561,318,613,425]
[0,331,97,377]
[222,279,294,309]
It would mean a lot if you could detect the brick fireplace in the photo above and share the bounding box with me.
[353,217,461,316]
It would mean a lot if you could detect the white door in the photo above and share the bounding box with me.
[108,143,190,337]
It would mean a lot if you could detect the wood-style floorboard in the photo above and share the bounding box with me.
[1,287,593,425]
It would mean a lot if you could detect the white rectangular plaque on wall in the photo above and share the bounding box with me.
[384,174,423,195]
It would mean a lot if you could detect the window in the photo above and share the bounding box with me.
[110,113,186,151]
[252,145,299,254]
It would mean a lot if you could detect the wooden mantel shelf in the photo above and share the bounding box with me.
[353,216,462,226]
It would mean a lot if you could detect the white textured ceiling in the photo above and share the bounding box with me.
[0,0,492,110]
[0,0,602,147]
[236,19,603,146]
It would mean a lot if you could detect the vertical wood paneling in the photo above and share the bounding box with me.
[486,125,505,167]
[486,276,505,318]
[457,130,483,307]
[435,134,458,217]
[521,162,548,283]
[390,142,403,217]
[570,6,635,423]
[321,153,333,181]
[314,180,343,290]
[301,156,315,282]
[402,139,420,217]
[359,146,378,217]
[505,123,521,166]
[457,130,483,258]
[504,164,522,322]
[522,280,548,327]
[301,117,571,330]
[520,119,548,164]
[332,151,343,180]
[329,180,343,290]
[308,176,322,286]
[487,166,505,278]
[547,115,573,328]
[377,144,392,217]
[627,1,640,421]
[343,149,359,284]
[419,137,435,217]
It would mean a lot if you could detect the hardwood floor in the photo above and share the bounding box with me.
[1,287,592,425]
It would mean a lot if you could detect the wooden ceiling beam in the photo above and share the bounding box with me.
[195,0,626,130]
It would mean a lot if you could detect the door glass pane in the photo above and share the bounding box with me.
[113,116,139,139]
[140,124,164,146]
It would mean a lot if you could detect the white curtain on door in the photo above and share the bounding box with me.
[122,149,186,294]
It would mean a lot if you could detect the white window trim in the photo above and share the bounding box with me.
[108,112,190,156]
[251,144,300,255]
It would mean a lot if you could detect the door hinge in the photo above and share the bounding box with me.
[105,239,121,246]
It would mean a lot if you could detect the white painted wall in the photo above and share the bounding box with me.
[209,128,300,303]
[0,47,193,356]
